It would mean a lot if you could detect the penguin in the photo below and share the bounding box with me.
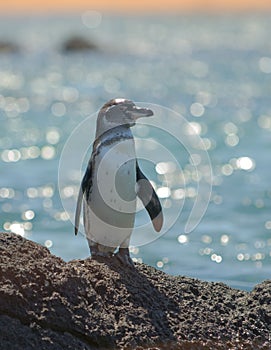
[75,98,163,266]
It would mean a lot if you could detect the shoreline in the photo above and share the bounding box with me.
[2,0,271,16]
[1,8,271,16]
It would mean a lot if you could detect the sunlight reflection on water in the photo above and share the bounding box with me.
[0,14,271,289]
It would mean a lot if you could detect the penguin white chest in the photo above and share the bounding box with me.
[95,138,137,210]
[84,138,137,250]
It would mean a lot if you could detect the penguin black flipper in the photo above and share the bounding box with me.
[74,160,92,235]
[136,162,163,232]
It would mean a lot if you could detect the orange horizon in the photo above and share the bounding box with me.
[1,0,271,14]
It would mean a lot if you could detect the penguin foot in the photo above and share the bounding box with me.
[90,247,111,262]
[114,248,135,268]
[89,242,114,259]
[91,251,113,258]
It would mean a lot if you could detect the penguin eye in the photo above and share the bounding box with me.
[120,106,132,116]
[121,103,135,113]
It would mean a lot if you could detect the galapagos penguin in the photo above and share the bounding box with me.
[75,98,163,266]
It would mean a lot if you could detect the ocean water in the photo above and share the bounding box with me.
[1,13,271,290]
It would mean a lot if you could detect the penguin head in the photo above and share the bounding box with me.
[96,98,153,136]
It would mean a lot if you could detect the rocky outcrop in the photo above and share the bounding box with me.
[61,36,99,52]
[0,232,270,349]
[0,41,20,53]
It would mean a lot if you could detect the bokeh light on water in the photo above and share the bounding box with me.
[0,14,271,289]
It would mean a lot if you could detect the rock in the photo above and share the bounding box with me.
[62,36,99,52]
[0,231,270,350]
[0,41,20,53]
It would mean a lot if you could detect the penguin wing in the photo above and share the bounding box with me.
[74,161,92,235]
[136,162,163,232]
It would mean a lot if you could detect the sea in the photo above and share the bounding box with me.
[1,12,271,291]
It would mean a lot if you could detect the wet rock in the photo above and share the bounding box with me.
[62,36,99,52]
[0,231,271,350]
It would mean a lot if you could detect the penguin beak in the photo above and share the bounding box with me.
[130,106,153,120]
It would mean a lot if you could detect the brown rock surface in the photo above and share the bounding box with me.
[0,232,270,349]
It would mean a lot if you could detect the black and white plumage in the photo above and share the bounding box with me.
[75,98,163,266]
